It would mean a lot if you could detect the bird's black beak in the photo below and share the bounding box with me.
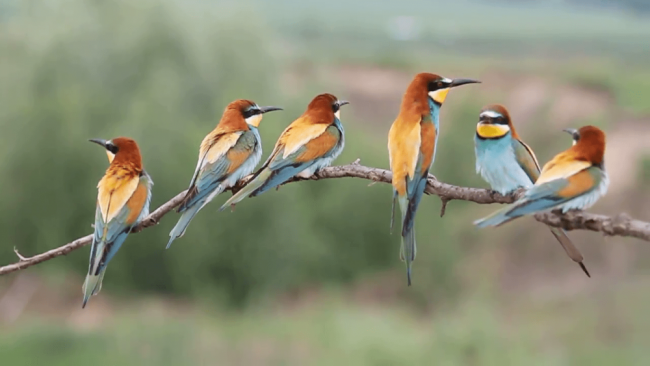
[337,100,350,107]
[259,106,283,114]
[563,128,581,143]
[89,138,108,148]
[449,78,481,88]
[563,128,578,136]
[478,116,491,124]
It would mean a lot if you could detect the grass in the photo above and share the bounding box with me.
[2,280,650,365]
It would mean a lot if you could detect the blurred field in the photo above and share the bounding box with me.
[1,0,649,364]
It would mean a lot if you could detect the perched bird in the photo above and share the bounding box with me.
[475,125,608,229]
[167,100,282,248]
[83,137,153,308]
[220,93,348,209]
[388,73,480,286]
[474,105,591,277]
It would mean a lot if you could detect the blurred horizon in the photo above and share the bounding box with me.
[1,0,649,364]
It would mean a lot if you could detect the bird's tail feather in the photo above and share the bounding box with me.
[473,202,519,228]
[82,269,106,308]
[398,195,416,286]
[220,168,272,210]
[167,203,203,249]
[548,227,590,278]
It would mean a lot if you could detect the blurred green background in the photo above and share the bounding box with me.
[1,0,649,364]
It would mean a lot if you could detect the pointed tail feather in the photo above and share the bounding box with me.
[167,203,203,249]
[220,168,272,211]
[398,195,416,286]
[548,227,590,278]
[473,203,519,228]
[82,270,106,308]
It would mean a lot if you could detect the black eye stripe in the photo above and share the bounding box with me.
[106,143,119,154]
[243,108,260,119]
[428,79,447,91]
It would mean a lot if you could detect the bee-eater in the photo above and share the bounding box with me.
[220,93,348,209]
[388,73,480,286]
[84,137,153,308]
[475,125,608,229]
[167,100,282,248]
[474,104,590,277]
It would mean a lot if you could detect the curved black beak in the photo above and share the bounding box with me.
[563,128,581,142]
[449,78,481,88]
[259,106,283,114]
[89,138,108,148]
[337,100,350,107]
[563,128,578,136]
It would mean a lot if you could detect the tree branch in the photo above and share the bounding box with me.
[1,162,648,276]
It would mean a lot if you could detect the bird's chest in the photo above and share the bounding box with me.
[474,136,532,194]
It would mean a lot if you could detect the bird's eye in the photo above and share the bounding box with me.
[106,143,119,154]
[332,103,340,113]
[437,81,443,88]
[243,108,258,119]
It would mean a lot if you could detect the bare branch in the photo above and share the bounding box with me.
[439,198,450,218]
[0,190,188,276]
[13,248,29,262]
[1,163,648,276]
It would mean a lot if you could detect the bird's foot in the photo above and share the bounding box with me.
[230,203,236,212]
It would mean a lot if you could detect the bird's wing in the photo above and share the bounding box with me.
[278,118,331,159]
[187,131,243,190]
[90,173,150,275]
[509,166,600,217]
[475,164,601,228]
[402,118,435,236]
[180,131,258,211]
[292,125,343,163]
[387,117,422,193]
[241,124,342,198]
[513,138,541,183]
[220,117,343,208]
[97,168,140,224]
[536,154,591,185]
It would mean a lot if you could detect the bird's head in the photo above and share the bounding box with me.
[89,137,142,169]
[563,125,606,166]
[409,73,480,106]
[476,104,517,139]
[306,93,350,121]
[226,99,283,128]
